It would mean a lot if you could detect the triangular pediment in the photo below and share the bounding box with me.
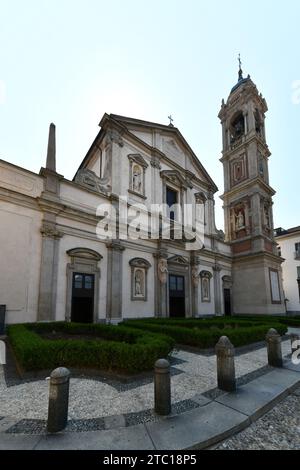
[127,153,148,168]
[160,169,188,188]
[162,137,183,160]
[168,255,189,265]
[85,114,219,193]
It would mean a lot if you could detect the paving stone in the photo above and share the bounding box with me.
[0,433,42,450]
[35,424,154,450]
[216,368,300,420]
[190,394,212,407]
[104,414,126,430]
[145,402,250,450]
[283,359,300,374]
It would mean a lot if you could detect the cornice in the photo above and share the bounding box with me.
[0,186,40,211]
[220,134,271,162]
[220,177,276,200]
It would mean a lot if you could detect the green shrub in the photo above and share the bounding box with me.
[121,318,288,349]
[233,315,300,328]
[7,322,175,374]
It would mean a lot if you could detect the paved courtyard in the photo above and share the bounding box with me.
[0,337,293,424]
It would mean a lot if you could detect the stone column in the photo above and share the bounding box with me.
[213,263,222,315]
[106,241,125,323]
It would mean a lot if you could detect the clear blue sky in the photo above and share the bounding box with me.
[0,0,299,229]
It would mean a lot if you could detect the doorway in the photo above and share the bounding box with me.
[71,273,95,323]
[224,288,232,316]
[169,274,185,318]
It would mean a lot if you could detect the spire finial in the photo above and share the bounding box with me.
[238,53,243,81]
[46,123,56,172]
[168,115,174,127]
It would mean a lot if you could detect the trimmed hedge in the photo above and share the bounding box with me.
[121,318,288,349]
[233,315,300,328]
[7,322,175,374]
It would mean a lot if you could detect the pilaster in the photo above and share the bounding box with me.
[106,241,125,322]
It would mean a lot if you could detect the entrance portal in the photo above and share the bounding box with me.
[71,273,94,323]
[169,274,185,318]
[224,288,232,316]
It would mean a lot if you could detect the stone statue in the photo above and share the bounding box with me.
[202,277,209,300]
[158,258,168,284]
[132,165,142,193]
[264,206,270,228]
[134,269,144,296]
[235,210,245,230]
[191,265,200,287]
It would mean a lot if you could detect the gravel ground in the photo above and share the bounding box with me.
[216,388,300,450]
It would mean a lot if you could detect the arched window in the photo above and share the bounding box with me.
[230,112,245,144]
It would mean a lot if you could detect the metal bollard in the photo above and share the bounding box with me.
[47,367,71,433]
[215,336,236,392]
[291,333,300,355]
[154,359,171,416]
[266,328,283,368]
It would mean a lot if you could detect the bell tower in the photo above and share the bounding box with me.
[219,59,285,315]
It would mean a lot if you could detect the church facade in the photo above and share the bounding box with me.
[0,70,286,325]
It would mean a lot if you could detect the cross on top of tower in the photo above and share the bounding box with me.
[168,115,174,127]
[238,53,243,81]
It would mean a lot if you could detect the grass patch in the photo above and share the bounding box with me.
[121,317,288,349]
[7,322,175,374]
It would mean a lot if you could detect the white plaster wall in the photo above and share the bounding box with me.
[55,235,108,321]
[87,154,101,177]
[0,203,42,324]
[60,181,108,213]
[122,248,155,318]
[278,236,300,313]
[129,129,153,147]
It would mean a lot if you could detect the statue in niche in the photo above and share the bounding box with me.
[235,209,245,230]
[134,269,144,296]
[264,206,270,228]
[132,165,142,193]
[202,277,209,300]
[158,258,168,284]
